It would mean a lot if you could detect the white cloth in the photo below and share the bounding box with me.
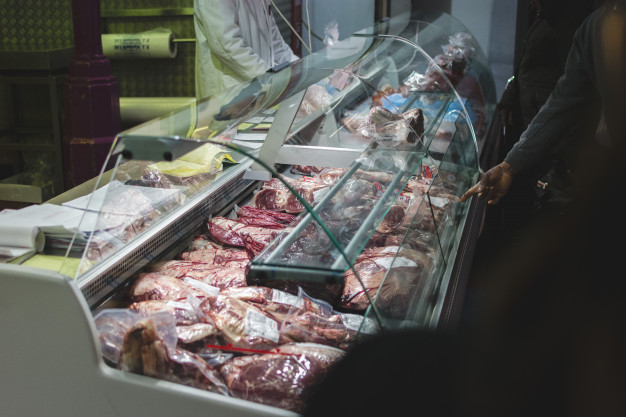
[194,0,299,100]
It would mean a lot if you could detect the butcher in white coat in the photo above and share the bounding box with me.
[194,0,300,100]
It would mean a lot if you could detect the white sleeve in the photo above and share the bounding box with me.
[267,8,300,64]
[195,0,269,79]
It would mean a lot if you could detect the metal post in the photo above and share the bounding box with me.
[63,0,121,189]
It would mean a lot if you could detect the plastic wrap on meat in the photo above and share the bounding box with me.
[276,342,345,368]
[219,343,344,412]
[314,168,346,186]
[235,205,296,229]
[330,178,376,206]
[354,169,395,185]
[375,204,406,234]
[340,246,434,316]
[291,165,324,176]
[254,176,328,214]
[188,234,224,251]
[222,286,332,322]
[238,226,281,256]
[120,319,228,395]
[130,273,214,302]
[280,311,361,350]
[207,217,246,247]
[237,205,296,225]
[197,294,282,351]
[179,247,251,268]
[128,299,199,326]
[94,309,177,368]
[147,261,247,289]
[94,309,144,368]
[176,323,219,349]
[253,188,290,212]
[358,106,425,147]
[128,300,218,348]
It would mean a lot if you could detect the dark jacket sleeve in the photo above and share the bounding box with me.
[504,12,599,173]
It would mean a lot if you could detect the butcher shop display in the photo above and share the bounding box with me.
[92,149,465,413]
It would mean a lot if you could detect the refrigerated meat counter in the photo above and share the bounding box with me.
[0,10,496,416]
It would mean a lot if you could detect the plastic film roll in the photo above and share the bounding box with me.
[102,30,177,59]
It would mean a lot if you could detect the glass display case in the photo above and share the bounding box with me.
[0,10,497,417]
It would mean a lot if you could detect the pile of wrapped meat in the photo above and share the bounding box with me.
[95,164,461,412]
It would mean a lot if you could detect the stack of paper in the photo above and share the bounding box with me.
[0,204,96,262]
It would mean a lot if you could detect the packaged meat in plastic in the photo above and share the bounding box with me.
[219,342,344,412]
[148,261,247,290]
[296,83,332,119]
[235,205,297,228]
[129,273,216,302]
[120,317,228,395]
[222,286,334,321]
[339,246,435,317]
[175,323,219,349]
[340,110,369,133]
[178,246,251,268]
[358,106,424,147]
[187,234,224,251]
[442,31,476,59]
[94,309,177,368]
[280,311,356,350]
[128,299,200,326]
[195,293,282,351]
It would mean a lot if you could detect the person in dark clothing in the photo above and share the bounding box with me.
[461,1,625,208]
[304,7,626,415]
[494,0,595,235]
[464,0,596,327]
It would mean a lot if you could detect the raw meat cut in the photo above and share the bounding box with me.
[206,217,280,255]
[129,273,213,302]
[340,246,434,316]
[221,286,332,321]
[219,343,344,412]
[175,323,219,348]
[375,204,406,234]
[236,205,296,225]
[237,225,281,256]
[120,319,228,394]
[179,247,251,268]
[147,260,247,289]
[359,106,425,146]
[236,205,296,229]
[207,217,246,246]
[128,299,198,326]
[197,294,282,351]
[188,234,224,251]
[280,311,360,350]
[253,188,290,212]
[314,168,346,186]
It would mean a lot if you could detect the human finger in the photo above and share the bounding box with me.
[460,183,482,202]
